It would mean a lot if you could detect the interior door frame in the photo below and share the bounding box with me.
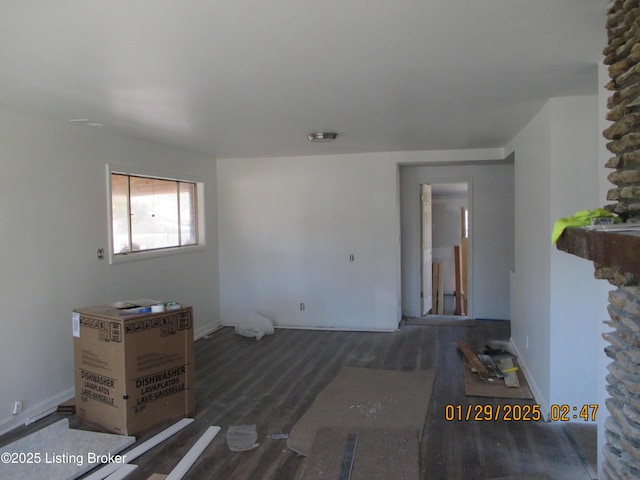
[420,184,432,316]
[419,179,472,318]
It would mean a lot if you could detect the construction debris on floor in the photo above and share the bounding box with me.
[457,340,533,399]
[226,424,259,452]
[234,313,275,340]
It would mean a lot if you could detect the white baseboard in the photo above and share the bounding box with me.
[509,337,550,421]
[274,324,397,333]
[222,323,396,333]
[0,387,75,437]
[194,321,222,340]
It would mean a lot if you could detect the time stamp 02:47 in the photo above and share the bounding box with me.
[445,403,598,422]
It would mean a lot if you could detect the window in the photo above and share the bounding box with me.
[108,166,205,263]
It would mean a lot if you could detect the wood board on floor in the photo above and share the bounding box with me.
[300,427,419,480]
[463,360,533,399]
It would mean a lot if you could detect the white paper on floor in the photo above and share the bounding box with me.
[0,419,135,480]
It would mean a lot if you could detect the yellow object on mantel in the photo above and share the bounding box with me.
[551,209,617,244]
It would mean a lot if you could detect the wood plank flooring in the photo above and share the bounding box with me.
[0,321,596,480]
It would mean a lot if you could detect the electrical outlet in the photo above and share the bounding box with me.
[12,400,23,415]
[300,303,305,311]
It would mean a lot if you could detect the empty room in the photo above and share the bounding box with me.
[1,1,635,479]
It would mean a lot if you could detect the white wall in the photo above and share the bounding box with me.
[509,102,552,408]
[217,149,505,331]
[0,108,220,434]
[548,97,602,411]
[507,95,601,417]
[217,154,401,331]
[400,163,514,319]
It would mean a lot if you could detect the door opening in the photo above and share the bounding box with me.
[420,182,470,317]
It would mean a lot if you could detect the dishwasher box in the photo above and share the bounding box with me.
[72,303,195,435]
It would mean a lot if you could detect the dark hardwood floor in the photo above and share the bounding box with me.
[1,321,597,479]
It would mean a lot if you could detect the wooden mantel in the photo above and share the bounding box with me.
[556,226,640,275]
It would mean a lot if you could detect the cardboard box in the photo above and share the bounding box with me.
[72,304,195,435]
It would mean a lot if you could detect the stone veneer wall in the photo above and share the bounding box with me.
[601,1,640,478]
[604,0,640,221]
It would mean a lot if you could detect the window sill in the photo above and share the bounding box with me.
[109,244,207,264]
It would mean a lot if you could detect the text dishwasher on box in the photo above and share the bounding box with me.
[72,304,195,435]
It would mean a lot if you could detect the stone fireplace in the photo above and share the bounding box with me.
[557,1,640,478]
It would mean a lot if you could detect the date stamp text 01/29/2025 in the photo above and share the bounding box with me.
[444,404,598,422]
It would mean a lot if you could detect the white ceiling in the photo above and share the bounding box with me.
[0,1,606,159]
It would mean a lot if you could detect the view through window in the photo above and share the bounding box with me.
[111,173,197,255]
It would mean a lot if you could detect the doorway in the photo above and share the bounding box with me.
[421,182,470,317]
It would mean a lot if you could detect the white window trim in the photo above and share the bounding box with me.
[106,164,206,264]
